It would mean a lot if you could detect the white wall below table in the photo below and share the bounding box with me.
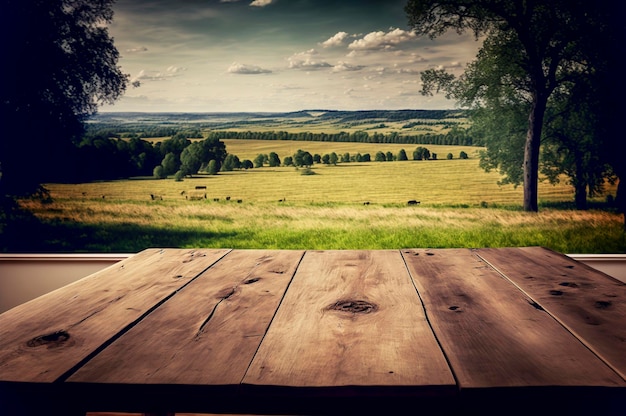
[0,254,131,314]
[0,252,624,314]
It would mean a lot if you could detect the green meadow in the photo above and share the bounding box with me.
[12,140,624,254]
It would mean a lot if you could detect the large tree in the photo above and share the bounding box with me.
[180,138,227,176]
[406,0,615,212]
[540,76,612,210]
[1,0,128,197]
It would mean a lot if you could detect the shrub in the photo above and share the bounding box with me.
[413,146,431,160]
[153,165,166,179]
[206,160,218,175]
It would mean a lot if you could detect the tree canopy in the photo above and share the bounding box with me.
[1,0,128,197]
[406,0,625,212]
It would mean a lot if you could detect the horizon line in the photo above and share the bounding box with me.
[95,108,462,114]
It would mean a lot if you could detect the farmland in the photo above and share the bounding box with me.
[90,109,469,137]
[12,141,623,254]
[40,145,592,206]
[4,111,624,254]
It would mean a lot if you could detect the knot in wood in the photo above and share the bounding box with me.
[27,330,70,348]
[328,299,377,314]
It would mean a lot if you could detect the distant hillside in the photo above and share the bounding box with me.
[91,109,467,125]
[87,109,476,146]
[313,109,465,121]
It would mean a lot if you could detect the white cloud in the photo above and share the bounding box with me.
[348,28,416,51]
[331,61,365,72]
[250,0,273,7]
[435,62,464,71]
[396,68,421,74]
[408,53,427,64]
[125,46,148,53]
[288,49,331,70]
[321,32,348,48]
[131,66,188,83]
[228,62,272,74]
[166,66,187,73]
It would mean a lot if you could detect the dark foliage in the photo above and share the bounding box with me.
[0,0,128,197]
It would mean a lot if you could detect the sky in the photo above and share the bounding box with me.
[104,0,484,113]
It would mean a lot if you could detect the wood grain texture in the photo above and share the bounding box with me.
[402,248,625,389]
[475,246,626,381]
[68,250,303,387]
[243,250,455,396]
[0,248,229,382]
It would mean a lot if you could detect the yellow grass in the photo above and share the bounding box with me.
[221,139,477,162]
[44,157,602,207]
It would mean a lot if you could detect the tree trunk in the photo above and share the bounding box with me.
[523,94,547,212]
[574,154,588,210]
[574,182,588,210]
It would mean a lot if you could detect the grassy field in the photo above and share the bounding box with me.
[9,140,623,254]
[221,139,477,163]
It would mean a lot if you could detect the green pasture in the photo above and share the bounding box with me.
[11,140,622,254]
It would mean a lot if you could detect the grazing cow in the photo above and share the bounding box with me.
[213,198,220,202]
[150,194,163,200]
[363,201,370,205]
[226,196,231,201]
[186,192,206,200]
[407,200,420,205]
[237,199,243,203]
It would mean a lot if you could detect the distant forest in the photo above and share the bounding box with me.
[203,129,475,147]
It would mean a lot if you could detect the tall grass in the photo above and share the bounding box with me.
[17,196,624,254]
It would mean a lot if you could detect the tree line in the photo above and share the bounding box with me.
[40,133,226,184]
[219,147,469,172]
[204,128,477,147]
[15,125,471,185]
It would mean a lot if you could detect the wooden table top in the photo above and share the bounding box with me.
[0,247,624,416]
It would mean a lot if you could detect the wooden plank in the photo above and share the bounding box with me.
[475,246,626,381]
[402,248,625,389]
[243,250,455,396]
[68,250,303,388]
[0,248,230,383]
